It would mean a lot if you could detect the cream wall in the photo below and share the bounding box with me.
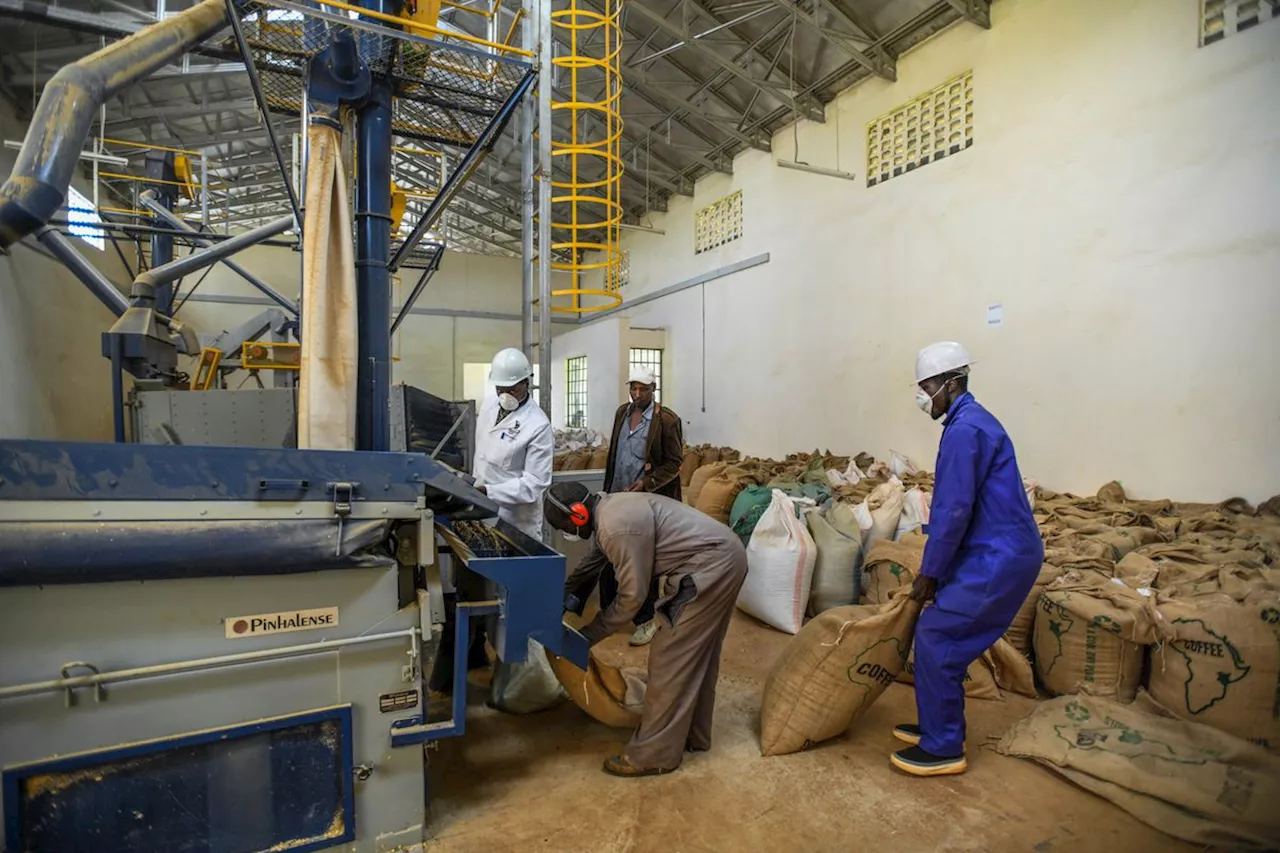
[0,103,127,441]
[558,0,1280,503]
[181,245,570,401]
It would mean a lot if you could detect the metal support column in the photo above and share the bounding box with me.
[354,0,400,452]
[144,150,177,314]
[109,334,126,442]
[520,0,535,359]
[536,0,552,417]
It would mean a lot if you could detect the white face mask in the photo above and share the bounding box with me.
[916,384,947,420]
[497,392,521,412]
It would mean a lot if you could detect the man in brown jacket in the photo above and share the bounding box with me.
[566,367,683,645]
[548,482,747,776]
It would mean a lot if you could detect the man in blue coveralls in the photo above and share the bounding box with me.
[892,341,1044,777]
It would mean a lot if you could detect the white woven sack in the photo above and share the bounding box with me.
[894,488,931,540]
[739,489,817,634]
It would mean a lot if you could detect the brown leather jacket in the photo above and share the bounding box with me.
[603,401,684,500]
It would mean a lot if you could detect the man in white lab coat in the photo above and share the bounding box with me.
[429,347,553,697]
[472,347,554,538]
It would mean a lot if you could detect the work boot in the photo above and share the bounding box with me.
[629,620,659,646]
[890,746,967,777]
[602,754,676,777]
[892,723,922,745]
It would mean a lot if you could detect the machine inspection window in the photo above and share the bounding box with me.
[2,706,355,853]
[629,348,663,404]
[566,357,588,428]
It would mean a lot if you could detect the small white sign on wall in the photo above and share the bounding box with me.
[986,303,1004,328]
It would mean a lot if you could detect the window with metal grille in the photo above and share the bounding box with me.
[629,347,663,404]
[566,356,588,428]
[694,190,743,254]
[1201,0,1277,44]
[866,71,974,188]
[65,186,104,251]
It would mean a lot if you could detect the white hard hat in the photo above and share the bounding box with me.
[915,341,973,383]
[490,347,533,386]
[627,366,656,386]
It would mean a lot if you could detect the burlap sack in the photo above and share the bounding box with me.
[546,648,644,728]
[587,445,610,469]
[553,453,568,472]
[1079,525,1164,559]
[700,446,722,468]
[1033,573,1169,702]
[988,637,1038,698]
[686,462,727,508]
[696,467,751,524]
[760,596,921,756]
[1149,590,1280,749]
[562,450,592,471]
[1096,480,1127,503]
[679,448,704,486]
[859,536,926,605]
[995,694,1280,850]
[718,446,741,464]
[805,509,862,615]
[1004,565,1064,656]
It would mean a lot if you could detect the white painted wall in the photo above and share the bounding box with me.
[0,103,127,441]
[180,245,571,400]
[557,0,1280,503]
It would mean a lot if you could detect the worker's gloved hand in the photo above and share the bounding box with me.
[909,574,937,603]
[563,592,585,616]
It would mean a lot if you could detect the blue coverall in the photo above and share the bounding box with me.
[915,392,1043,757]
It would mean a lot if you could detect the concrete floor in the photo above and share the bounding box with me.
[424,611,1194,853]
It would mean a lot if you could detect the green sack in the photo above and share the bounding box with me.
[731,484,833,544]
[730,485,775,545]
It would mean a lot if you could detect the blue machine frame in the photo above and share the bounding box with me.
[3,705,357,853]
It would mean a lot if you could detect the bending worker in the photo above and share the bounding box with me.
[547,481,747,777]
[896,341,1043,777]
[430,347,553,694]
[567,366,684,647]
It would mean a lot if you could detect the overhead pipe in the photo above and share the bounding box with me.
[32,227,129,317]
[132,214,295,292]
[0,0,236,250]
[140,193,298,316]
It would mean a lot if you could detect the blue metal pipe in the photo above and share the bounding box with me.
[353,0,400,453]
[145,151,176,314]
[355,75,394,453]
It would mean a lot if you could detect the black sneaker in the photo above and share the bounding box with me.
[890,746,967,777]
[893,723,922,745]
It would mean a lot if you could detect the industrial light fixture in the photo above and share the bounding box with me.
[775,159,857,181]
[3,140,129,167]
[618,223,666,235]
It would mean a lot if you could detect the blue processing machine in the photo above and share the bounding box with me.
[0,0,587,850]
